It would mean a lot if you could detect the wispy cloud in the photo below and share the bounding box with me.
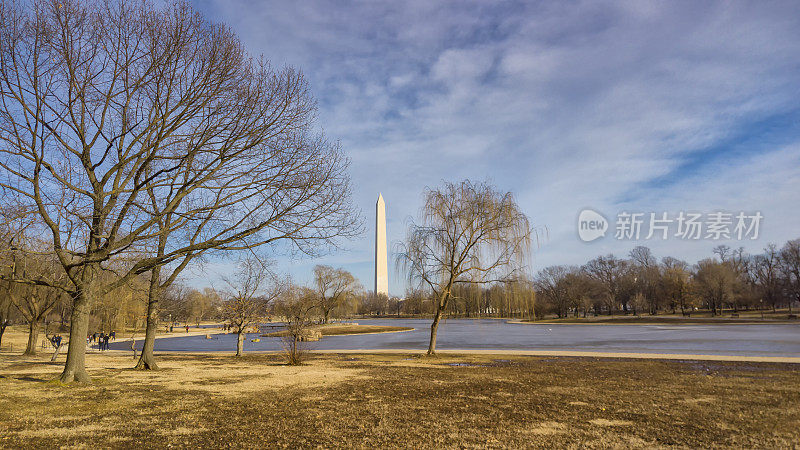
[196,0,800,294]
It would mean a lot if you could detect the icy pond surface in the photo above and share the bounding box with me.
[109,318,800,357]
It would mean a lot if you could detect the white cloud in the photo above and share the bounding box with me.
[195,0,800,294]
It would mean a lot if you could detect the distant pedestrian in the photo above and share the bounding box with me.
[98,332,105,351]
[92,332,98,343]
[110,330,116,341]
[103,334,110,351]
[185,325,189,333]
[170,324,174,333]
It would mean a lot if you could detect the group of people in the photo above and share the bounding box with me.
[88,331,116,351]
[48,334,63,348]
[163,324,192,333]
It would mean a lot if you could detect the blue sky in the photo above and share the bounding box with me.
[190,0,800,296]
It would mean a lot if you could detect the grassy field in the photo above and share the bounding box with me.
[263,324,414,337]
[1,349,799,448]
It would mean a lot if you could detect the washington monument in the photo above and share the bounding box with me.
[375,193,389,296]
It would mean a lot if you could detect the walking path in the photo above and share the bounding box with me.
[314,348,800,363]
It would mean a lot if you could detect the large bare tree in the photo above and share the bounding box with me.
[0,0,359,381]
[398,180,532,355]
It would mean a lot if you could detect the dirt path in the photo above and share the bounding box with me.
[314,348,800,363]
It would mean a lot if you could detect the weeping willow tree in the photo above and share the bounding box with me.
[397,180,534,355]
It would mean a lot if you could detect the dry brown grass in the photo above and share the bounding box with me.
[1,351,799,448]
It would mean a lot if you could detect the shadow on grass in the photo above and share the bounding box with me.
[16,375,49,382]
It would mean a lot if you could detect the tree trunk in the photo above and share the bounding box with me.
[135,267,161,370]
[236,330,244,356]
[50,343,62,362]
[24,320,40,356]
[59,289,91,383]
[427,306,444,355]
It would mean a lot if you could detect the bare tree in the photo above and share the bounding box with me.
[312,265,360,324]
[752,244,783,312]
[0,280,13,349]
[534,266,571,318]
[661,257,692,315]
[3,236,67,355]
[583,255,629,314]
[397,180,532,355]
[12,282,64,356]
[629,246,660,314]
[221,258,280,356]
[273,283,317,365]
[0,0,359,381]
[693,258,738,316]
[780,239,800,312]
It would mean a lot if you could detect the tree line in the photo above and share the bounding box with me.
[533,241,800,318]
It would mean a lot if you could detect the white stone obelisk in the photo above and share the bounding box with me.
[375,193,389,296]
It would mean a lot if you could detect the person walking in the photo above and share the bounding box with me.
[110,330,116,341]
[103,333,110,351]
[98,332,105,351]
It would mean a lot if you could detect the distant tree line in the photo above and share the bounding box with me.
[351,282,536,320]
[533,241,800,318]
